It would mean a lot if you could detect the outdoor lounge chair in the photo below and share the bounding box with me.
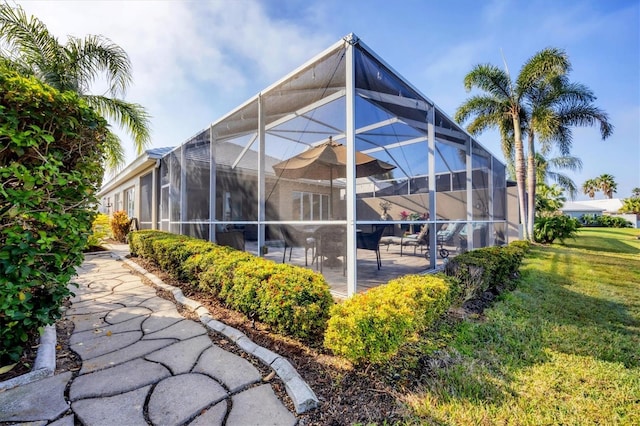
[356,226,386,269]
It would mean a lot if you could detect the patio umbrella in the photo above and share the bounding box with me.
[273,137,396,217]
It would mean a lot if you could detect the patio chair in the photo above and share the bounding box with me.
[356,225,386,269]
[399,225,430,257]
[314,226,346,275]
[281,225,316,266]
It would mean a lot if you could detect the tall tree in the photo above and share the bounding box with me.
[524,73,612,236]
[455,48,569,240]
[596,174,617,199]
[632,187,640,198]
[0,3,150,168]
[582,178,599,199]
[457,48,612,239]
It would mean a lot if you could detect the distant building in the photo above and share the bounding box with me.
[560,199,638,228]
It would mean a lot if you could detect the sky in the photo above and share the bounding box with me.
[12,0,640,201]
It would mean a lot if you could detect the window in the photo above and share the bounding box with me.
[292,191,329,220]
[114,193,120,212]
[124,187,135,218]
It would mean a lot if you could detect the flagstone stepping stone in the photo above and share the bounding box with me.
[193,345,261,392]
[148,374,227,426]
[145,335,213,375]
[227,384,296,426]
[143,318,205,340]
[70,315,146,345]
[141,310,183,333]
[72,385,149,426]
[0,372,71,423]
[72,330,143,360]
[104,306,152,325]
[80,338,174,374]
[70,358,170,400]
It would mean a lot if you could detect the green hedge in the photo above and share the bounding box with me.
[444,240,530,301]
[324,274,453,364]
[128,230,333,340]
[0,69,108,364]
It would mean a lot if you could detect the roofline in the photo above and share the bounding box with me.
[98,152,156,196]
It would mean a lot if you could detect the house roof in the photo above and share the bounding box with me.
[561,199,623,213]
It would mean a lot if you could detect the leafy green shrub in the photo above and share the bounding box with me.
[444,240,530,301]
[110,210,131,243]
[324,274,452,364]
[86,213,111,249]
[580,214,632,228]
[127,230,333,339]
[534,215,580,244]
[0,69,108,364]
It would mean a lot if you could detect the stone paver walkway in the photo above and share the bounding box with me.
[0,253,298,425]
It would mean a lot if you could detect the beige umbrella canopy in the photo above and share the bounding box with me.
[273,137,396,217]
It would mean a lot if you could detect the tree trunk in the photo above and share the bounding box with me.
[526,133,536,239]
[512,116,529,240]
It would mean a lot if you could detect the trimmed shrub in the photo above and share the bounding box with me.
[0,69,108,364]
[534,215,580,244]
[324,274,452,364]
[110,210,131,243]
[127,230,333,340]
[444,240,530,301]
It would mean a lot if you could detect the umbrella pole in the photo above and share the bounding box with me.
[329,167,333,219]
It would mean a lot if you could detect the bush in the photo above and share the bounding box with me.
[0,69,108,364]
[127,230,334,340]
[534,215,580,244]
[580,214,632,228]
[324,274,452,364]
[86,213,111,249]
[110,210,131,243]
[444,240,530,302]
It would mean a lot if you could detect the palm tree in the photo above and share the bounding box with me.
[524,73,612,235]
[596,174,617,199]
[455,48,570,240]
[0,3,150,168]
[582,178,599,199]
[631,187,640,198]
[534,153,582,199]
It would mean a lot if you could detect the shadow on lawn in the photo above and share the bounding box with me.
[563,238,640,254]
[414,257,640,405]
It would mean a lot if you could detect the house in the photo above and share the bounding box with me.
[561,198,637,227]
[98,34,519,297]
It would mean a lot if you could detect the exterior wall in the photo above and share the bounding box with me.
[506,185,520,241]
[98,163,155,226]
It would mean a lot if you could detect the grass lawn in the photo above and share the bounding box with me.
[401,227,640,425]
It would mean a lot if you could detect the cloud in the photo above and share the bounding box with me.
[15,0,333,163]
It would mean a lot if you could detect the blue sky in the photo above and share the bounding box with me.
[16,0,640,200]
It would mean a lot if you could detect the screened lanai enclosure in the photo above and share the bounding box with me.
[118,34,511,297]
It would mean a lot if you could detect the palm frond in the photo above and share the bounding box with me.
[65,35,132,97]
[516,47,570,94]
[463,64,512,100]
[85,95,151,154]
[103,131,126,170]
[0,3,61,84]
